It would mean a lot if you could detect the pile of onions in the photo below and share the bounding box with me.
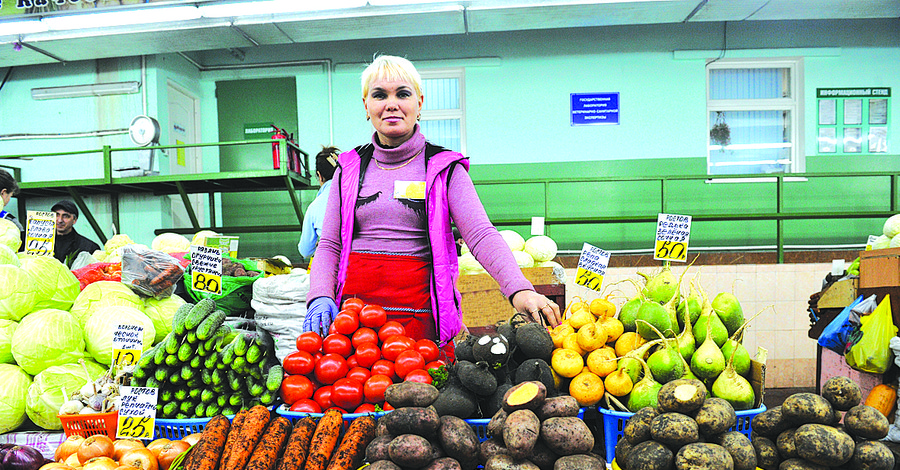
[0,444,50,470]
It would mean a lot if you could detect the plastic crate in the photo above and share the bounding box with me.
[275,405,387,429]
[155,416,216,440]
[598,404,766,464]
[59,411,118,439]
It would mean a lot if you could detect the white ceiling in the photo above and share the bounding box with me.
[0,0,898,68]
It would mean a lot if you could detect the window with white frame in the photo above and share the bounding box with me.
[706,58,803,175]
[419,68,465,154]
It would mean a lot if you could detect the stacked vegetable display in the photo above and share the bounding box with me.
[458,231,563,275]
[51,433,194,470]
[130,299,284,418]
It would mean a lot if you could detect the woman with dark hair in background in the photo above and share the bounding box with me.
[297,146,339,259]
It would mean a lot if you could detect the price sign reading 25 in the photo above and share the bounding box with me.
[117,416,153,439]
[654,213,692,263]
[116,386,157,440]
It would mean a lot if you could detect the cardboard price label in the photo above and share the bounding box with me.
[654,213,692,262]
[111,324,144,368]
[25,211,56,256]
[575,243,610,292]
[206,236,239,258]
[866,234,879,251]
[191,245,223,295]
[116,386,157,439]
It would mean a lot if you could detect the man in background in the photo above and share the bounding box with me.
[52,200,100,267]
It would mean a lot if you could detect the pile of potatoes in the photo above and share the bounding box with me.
[614,378,759,470]
[480,381,606,470]
[750,376,894,470]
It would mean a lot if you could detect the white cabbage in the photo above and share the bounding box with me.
[498,230,526,252]
[26,360,106,430]
[143,295,185,343]
[0,364,32,434]
[191,230,221,247]
[0,265,37,321]
[458,252,485,275]
[523,235,558,262]
[0,219,21,252]
[11,308,85,375]
[512,250,535,268]
[0,245,19,266]
[891,236,900,248]
[152,233,191,254]
[69,281,143,327]
[0,319,18,364]
[17,254,80,310]
[884,214,900,238]
[84,305,155,366]
[873,234,891,250]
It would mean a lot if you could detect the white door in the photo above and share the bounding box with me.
[167,81,203,228]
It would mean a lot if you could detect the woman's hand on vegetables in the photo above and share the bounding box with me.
[512,290,561,327]
[304,297,338,336]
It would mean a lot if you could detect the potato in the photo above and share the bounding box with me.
[502,381,547,412]
[849,440,895,470]
[422,457,463,470]
[388,434,435,468]
[530,441,559,470]
[366,435,393,462]
[384,406,441,436]
[553,454,605,470]
[693,397,736,436]
[649,412,700,448]
[777,458,829,470]
[793,423,854,467]
[485,454,540,470]
[480,438,509,464]
[438,415,480,470]
[752,436,781,470]
[712,431,757,470]
[488,409,509,438]
[367,461,402,470]
[775,428,798,460]
[843,404,890,440]
[624,440,674,470]
[674,443,734,470]
[376,415,391,437]
[536,396,580,420]
[751,406,790,439]
[781,393,834,425]
[623,406,658,445]
[658,379,708,414]
[539,417,594,456]
[384,382,440,408]
[614,436,633,468]
[820,376,862,412]
[503,409,541,460]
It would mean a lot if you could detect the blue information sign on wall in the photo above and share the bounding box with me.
[571,92,619,126]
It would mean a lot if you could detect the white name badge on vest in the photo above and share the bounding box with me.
[394,181,425,200]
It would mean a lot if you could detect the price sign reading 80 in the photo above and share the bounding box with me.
[192,271,222,295]
[654,213,692,263]
[575,243,611,292]
[190,245,223,295]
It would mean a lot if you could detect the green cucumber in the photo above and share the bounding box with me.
[173,302,195,336]
[265,365,283,392]
[197,310,227,341]
[184,298,216,330]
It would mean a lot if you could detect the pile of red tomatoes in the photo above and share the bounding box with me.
[279,298,446,413]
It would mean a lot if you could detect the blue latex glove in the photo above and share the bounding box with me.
[304,297,338,336]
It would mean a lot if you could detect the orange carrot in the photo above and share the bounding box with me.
[219,408,249,470]
[325,416,376,470]
[245,416,292,470]
[224,405,272,470]
[303,409,344,470]
[277,417,317,470]
[186,415,231,470]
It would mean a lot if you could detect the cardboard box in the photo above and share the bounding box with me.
[860,247,900,289]
[818,278,859,309]
[751,348,768,409]
[458,267,561,327]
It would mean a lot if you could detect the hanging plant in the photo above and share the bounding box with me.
[710,111,731,149]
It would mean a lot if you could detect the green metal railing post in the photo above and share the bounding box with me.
[776,176,784,264]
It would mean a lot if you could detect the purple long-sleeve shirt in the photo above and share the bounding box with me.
[308,129,532,303]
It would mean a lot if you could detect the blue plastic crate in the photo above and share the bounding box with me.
[275,405,387,430]
[155,416,217,440]
[598,404,766,464]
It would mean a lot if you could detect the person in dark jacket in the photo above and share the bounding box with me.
[52,200,100,267]
[0,169,23,231]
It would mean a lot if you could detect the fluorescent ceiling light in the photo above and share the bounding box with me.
[31,81,141,100]
[42,5,200,31]
[199,0,365,18]
[0,19,48,35]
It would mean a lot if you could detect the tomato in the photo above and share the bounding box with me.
[425,360,447,371]
[295,332,323,354]
[328,322,338,336]
[313,351,324,362]
[282,350,315,376]
[382,402,394,411]
[394,349,426,379]
[414,339,440,363]
[381,335,415,361]
[280,374,314,405]
[378,321,406,342]
[331,378,364,410]
[403,369,433,384]
[363,374,393,404]
[346,355,359,369]
[313,386,334,411]
[341,297,366,314]
[333,310,359,336]
[322,334,353,358]
[351,328,379,348]
[314,353,349,385]
[354,343,381,368]
[354,403,377,414]
[346,367,371,384]
[289,399,322,413]
[370,360,396,381]
[359,305,388,329]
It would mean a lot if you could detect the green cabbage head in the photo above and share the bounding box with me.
[143,295,185,343]
[11,308,85,375]
[69,281,143,327]
[0,364,32,434]
[523,235,558,263]
[512,250,535,268]
[0,219,21,252]
[0,245,20,267]
[0,265,37,321]
[84,305,156,367]
[151,233,191,254]
[26,360,105,430]
[458,252,485,275]
[0,319,18,364]
[17,254,81,311]
[499,230,526,251]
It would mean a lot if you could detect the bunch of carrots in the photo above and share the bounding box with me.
[181,405,375,470]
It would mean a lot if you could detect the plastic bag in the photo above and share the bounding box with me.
[121,245,184,299]
[183,253,263,315]
[817,295,864,354]
[845,294,897,374]
[251,270,309,362]
[71,262,122,290]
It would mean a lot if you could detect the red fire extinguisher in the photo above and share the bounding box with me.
[272,125,287,169]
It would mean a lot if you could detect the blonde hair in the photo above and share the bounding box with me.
[361,55,423,100]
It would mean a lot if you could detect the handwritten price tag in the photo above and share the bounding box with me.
[575,243,610,292]
[111,324,144,368]
[654,213,691,262]
[866,235,879,251]
[191,245,223,295]
[116,386,157,440]
[25,211,56,256]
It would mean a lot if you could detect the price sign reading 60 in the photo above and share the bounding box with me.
[654,213,692,263]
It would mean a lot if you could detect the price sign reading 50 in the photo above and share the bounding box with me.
[575,243,611,293]
[654,213,692,263]
[575,267,603,291]
[117,416,153,439]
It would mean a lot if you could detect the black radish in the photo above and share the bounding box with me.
[626,356,662,412]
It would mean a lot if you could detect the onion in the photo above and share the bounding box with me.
[3,445,49,470]
[117,448,158,470]
[180,434,202,447]
[77,435,115,464]
[112,440,144,462]
[144,440,169,459]
[40,463,75,470]
[155,442,189,470]
[54,436,85,462]
[82,457,118,470]
[64,453,81,468]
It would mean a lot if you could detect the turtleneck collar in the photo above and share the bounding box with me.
[371,125,426,164]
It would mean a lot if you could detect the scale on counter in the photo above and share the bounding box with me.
[114,115,162,177]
